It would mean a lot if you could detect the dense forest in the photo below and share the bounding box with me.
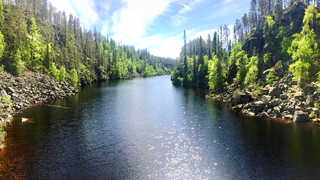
[0,0,174,87]
[172,0,320,93]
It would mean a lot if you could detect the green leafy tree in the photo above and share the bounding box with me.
[234,50,249,86]
[11,49,25,75]
[208,55,224,92]
[0,30,4,62]
[69,68,79,87]
[59,66,66,81]
[48,62,59,80]
[288,5,320,85]
[26,17,44,71]
[244,56,259,86]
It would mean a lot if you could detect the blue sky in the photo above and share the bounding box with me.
[49,0,250,58]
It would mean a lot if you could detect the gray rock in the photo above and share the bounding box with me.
[293,111,309,122]
[270,98,281,107]
[231,90,252,106]
[7,87,15,93]
[261,95,272,103]
[0,90,11,100]
[269,87,282,98]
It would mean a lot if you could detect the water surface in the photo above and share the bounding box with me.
[1,76,320,179]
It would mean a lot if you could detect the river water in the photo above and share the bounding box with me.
[1,76,320,180]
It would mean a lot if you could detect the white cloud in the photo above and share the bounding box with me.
[111,0,176,44]
[178,0,204,14]
[48,0,99,29]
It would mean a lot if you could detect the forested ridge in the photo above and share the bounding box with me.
[0,0,174,87]
[172,0,320,92]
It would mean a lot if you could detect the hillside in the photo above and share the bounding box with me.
[171,1,320,123]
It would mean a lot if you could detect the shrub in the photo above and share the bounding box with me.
[59,66,66,81]
[266,71,279,84]
[69,68,79,87]
[48,62,59,80]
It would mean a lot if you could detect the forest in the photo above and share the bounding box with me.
[172,0,320,93]
[0,0,174,87]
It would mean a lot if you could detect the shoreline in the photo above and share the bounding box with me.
[0,71,79,147]
[206,74,320,124]
[0,71,170,147]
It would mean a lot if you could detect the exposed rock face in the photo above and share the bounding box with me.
[0,71,79,125]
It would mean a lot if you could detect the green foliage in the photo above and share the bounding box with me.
[244,56,259,86]
[0,30,5,61]
[266,71,279,84]
[289,60,311,84]
[234,50,249,86]
[26,17,44,71]
[266,16,275,30]
[0,64,3,72]
[288,5,320,85]
[0,96,12,107]
[48,62,59,80]
[69,68,79,87]
[263,53,272,66]
[59,66,66,81]
[0,0,172,84]
[281,37,292,60]
[80,63,93,84]
[208,55,224,93]
[11,49,25,75]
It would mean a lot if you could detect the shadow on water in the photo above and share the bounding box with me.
[1,76,320,180]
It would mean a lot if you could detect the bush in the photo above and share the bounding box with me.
[0,96,13,107]
[244,56,258,86]
[289,60,311,85]
[69,68,79,87]
[266,71,279,84]
[59,66,66,81]
[48,62,59,80]
[208,56,224,93]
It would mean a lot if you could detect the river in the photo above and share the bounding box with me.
[1,75,320,179]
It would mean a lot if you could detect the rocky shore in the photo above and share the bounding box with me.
[209,72,320,123]
[208,61,320,123]
[0,71,79,136]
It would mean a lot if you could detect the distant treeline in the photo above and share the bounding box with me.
[172,0,320,92]
[0,0,174,87]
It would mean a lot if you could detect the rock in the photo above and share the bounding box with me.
[294,91,305,101]
[280,94,288,100]
[306,95,314,106]
[251,101,266,114]
[269,87,282,98]
[7,87,15,93]
[261,95,272,103]
[231,90,252,106]
[293,111,309,122]
[0,90,11,100]
[232,104,243,111]
[270,98,281,107]
[258,112,269,119]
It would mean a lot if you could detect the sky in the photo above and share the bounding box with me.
[48,0,250,59]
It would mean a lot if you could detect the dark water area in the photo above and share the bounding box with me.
[1,76,320,180]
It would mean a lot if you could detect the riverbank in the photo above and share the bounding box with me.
[0,71,79,144]
[208,73,320,123]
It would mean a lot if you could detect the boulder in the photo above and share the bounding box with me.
[261,95,272,103]
[7,87,15,94]
[251,101,266,114]
[269,87,282,98]
[231,90,252,106]
[293,111,309,122]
